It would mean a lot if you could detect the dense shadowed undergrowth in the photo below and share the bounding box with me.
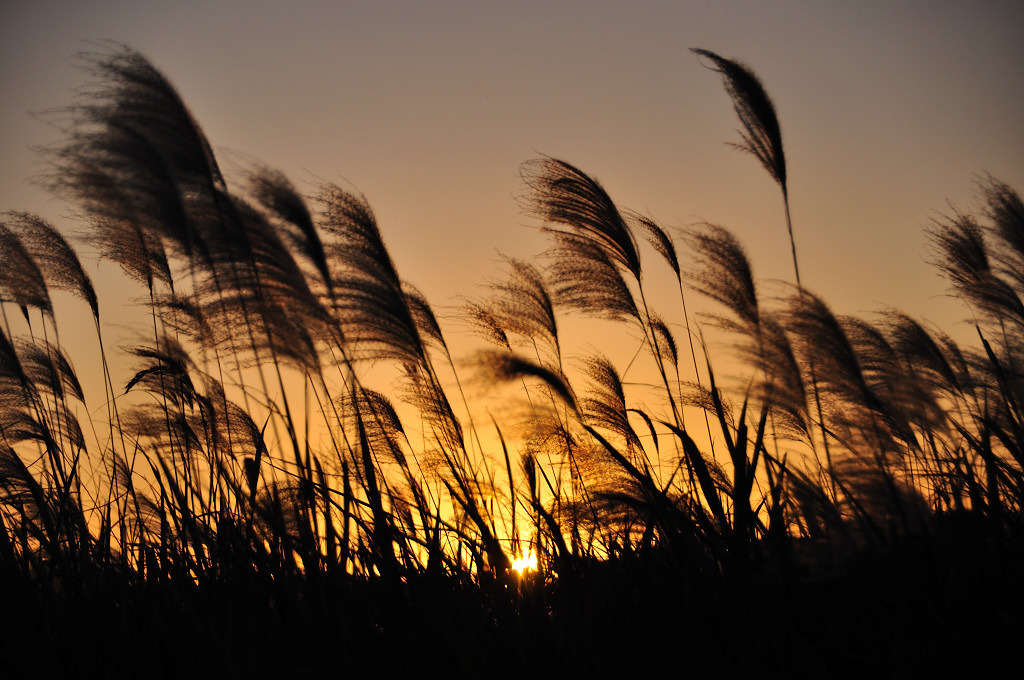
[2,43,1022,677]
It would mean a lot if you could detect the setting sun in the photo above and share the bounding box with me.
[511,552,538,575]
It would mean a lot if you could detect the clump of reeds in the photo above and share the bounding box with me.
[1,42,1021,677]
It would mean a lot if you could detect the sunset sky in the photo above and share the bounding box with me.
[2,0,1022,367]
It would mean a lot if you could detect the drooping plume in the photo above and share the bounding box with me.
[0,223,52,319]
[522,158,642,280]
[4,212,98,319]
[691,48,787,195]
[42,42,225,265]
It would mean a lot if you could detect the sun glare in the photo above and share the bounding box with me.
[511,552,538,574]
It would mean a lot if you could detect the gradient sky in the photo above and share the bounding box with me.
[2,0,1023,368]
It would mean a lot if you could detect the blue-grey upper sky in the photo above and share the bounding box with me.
[2,0,1022,349]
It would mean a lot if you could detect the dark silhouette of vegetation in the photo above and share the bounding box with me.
[1,42,1021,677]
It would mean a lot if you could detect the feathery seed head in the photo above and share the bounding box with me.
[692,48,787,192]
